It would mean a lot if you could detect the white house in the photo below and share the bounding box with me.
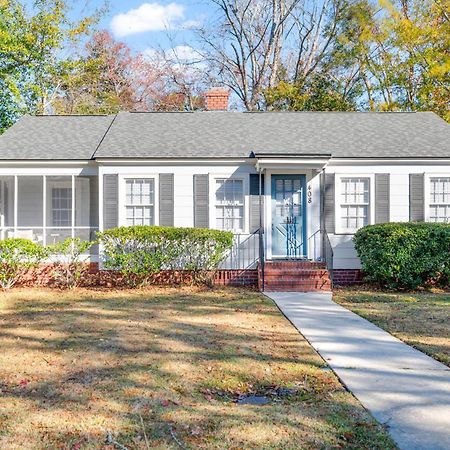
[0,89,449,289]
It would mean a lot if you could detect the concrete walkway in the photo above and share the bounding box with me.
[266,292,450,450]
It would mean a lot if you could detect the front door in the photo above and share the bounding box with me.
[271,174,306,258]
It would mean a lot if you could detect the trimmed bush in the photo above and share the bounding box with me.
[98,226,233,286]
[354,222,450,289]
[48,238,94,288]
[0,238,47,289]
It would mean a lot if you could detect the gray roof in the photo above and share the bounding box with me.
[0,114,114,160]
[1,111,449,160]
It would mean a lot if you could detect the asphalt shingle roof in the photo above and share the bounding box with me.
[0,115,114,160]
[0,111,449,160]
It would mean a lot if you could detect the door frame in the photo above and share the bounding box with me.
[270,173,307,259]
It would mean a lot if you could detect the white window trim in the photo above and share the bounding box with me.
[335,174,375,234]
[424,173,450,222]
[209,174,249,234]
[118,174,159,227]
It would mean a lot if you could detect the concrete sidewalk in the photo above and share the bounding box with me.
[267,292,450,450]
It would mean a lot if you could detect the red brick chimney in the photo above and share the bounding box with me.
[205,88,229,111]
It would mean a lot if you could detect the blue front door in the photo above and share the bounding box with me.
[271,175,307,258]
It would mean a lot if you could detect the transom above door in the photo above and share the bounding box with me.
[271,174,307,258]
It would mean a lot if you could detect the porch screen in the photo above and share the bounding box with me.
[1,175,98,245]
[0,176,14,240]
[340,177,370,232]
[429,177,450,222]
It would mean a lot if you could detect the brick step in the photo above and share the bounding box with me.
[265,261,326,269]
[264,272,330,280]
[263,269,330,277]
[264,277,332,284]
[264,280,332,292]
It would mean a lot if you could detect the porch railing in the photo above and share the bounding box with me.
[324,231,334,282]
[219,228,262,270]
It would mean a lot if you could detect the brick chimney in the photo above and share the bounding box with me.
[205,88,229,111]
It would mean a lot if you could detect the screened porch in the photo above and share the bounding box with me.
[0,175,98,246]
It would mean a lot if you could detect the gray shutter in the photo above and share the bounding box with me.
[159,173,174,226]
[409,173,425,222]
[249,174,264,233]
[324,173,335,234]
[375,173,390,223]
[194,174,209,228]
[89,175,99,228]
[103,174,118,230]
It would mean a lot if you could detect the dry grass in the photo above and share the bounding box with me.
[334,289,450,367]
[0,287,395,449]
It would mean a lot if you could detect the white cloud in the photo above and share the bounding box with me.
[111,2,185,37]
[169,45,200,62]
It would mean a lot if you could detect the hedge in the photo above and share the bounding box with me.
[0,238,46,289]
[97,226,233,286]
[354,222,450,289]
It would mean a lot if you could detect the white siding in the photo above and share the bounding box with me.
[326,163,450,269]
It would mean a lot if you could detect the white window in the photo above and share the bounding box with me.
[215,178,244,231]
[429,177,450,223]
[125,178,155,226]
[340,177,370,232]
[52,187,72,226]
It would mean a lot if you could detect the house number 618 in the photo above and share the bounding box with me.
[307,185,312,204]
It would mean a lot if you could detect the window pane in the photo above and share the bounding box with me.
[430,178,450,223]
[0,176,14,227]
[215,179,244,231]
[46,176,72,227]
[125,179,154,206]
[18,176,44,227]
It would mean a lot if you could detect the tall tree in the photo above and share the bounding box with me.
[0,0,101,132]
[197,0,346,110]
[329,0,450,118]
[54,31,164,114]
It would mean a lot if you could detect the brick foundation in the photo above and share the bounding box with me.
[331,269,363,286]
[214,269,258,287]
[15,264,258,288]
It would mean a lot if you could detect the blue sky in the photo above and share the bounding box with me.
[72,0,211,54]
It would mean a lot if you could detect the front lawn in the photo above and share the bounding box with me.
[0,287,395,449]
[334,289,450,367]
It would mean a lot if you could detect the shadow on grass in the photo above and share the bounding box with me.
[0,287,396,449]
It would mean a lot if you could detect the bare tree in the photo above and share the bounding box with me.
[196,0,345,110]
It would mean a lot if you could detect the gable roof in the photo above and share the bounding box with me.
[0,115,114,160]
[0,111,449,160]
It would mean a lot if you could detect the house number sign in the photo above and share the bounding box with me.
[307,185,312,204]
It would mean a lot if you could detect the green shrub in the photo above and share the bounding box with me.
[97,226,233,286]
[48,238,93,288]
[0,238,46,289]
[354,222,450,289]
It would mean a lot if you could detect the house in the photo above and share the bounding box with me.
[0,89,449,290]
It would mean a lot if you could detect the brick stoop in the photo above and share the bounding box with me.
[261,260,332,292]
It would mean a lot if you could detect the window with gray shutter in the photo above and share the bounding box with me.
[375,173,390,223]
[324,173,335,234]
[249,173,264,232]
[159,174,174,226]
[194,174,209,228]
[409,173,425,222]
